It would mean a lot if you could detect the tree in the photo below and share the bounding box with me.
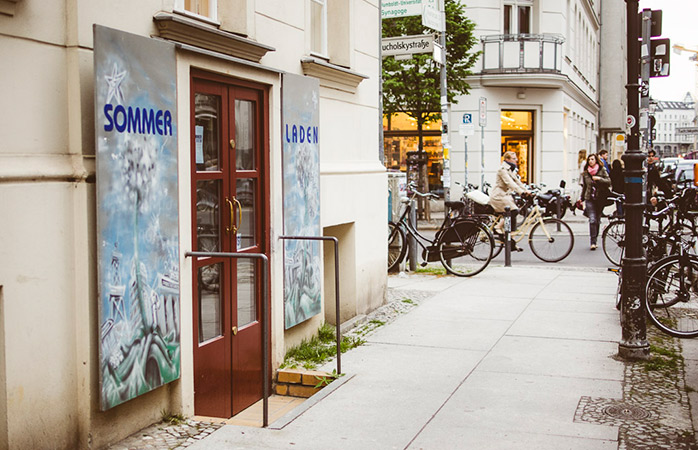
[382,0,480,151]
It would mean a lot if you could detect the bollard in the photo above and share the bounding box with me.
[504,206,512,267]
[408,198,417,271]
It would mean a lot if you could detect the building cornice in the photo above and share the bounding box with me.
[469,73,599,112]
[300,57,368,94]
[153,12,275,63]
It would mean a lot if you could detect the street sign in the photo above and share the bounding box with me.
[381,34,435,57]
[637,9,662,37]
[478,97,487,127]
[626,115,636,128]
[421,5,443,32]
[432,43,444,65]
[676,127,698,135]
[459,114,474,136]
[650,38,670,78]
[381,0,437,19]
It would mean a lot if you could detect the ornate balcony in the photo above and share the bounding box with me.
[478,34,566,88]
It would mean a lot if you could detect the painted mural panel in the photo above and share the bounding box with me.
[94,25,180,410]
[282,74,322,329]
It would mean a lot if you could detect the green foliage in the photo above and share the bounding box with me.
[282,324,365,370]
[402,299,415,305]
[382,0,480,126]
[641,343,683,374]
[161,410,186,425]
[415,266,447,275]
[314,369,345,388]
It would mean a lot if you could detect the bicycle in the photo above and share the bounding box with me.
[488,194,575,262]
[388,186,495,277]
[602,190,698,267]
[645,235,698,338]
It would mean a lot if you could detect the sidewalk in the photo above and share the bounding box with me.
[180,266,697,449]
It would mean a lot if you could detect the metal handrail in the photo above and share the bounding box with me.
[185,251,270,427]
[279,235,342,375]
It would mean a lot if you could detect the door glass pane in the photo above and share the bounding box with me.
[237,259,256,327]
[198,263,222,343]
[235,100,256,170]
[195,93,220,171]
[196,180,220,252]
[236,178,256,249]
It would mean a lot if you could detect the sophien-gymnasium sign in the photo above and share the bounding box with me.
[94,25,180,410]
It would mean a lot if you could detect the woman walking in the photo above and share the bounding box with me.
[581,153,611,250]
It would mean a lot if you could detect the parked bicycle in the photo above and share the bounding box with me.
[388,185,495,277]
[645,234,698,338]
[602,189,698,267]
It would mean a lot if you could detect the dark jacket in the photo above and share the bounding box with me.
[581,164,611,202]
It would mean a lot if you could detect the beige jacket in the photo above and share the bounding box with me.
[489,161,527,212]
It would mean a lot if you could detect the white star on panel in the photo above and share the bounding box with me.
[105,63,127,105]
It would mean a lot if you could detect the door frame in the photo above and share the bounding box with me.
[189,68,272,417]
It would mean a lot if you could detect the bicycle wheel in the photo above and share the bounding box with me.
[438,220,494,277]
[602,219,625,266]
[528,218,574,262]
[388,222,406,272]
[645,255,698,338]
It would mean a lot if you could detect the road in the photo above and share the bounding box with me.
[414,214,616,270]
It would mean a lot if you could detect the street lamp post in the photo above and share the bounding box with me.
[619,0,650,360]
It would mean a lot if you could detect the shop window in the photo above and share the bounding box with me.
[501,110,534,183]
[383,113,443,195]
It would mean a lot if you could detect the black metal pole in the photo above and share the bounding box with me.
[619,0,650,360]
[504,206,511,267]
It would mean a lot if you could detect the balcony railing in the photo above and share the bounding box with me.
[480,34,564,74]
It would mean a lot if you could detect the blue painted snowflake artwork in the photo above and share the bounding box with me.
[94,26,180,410]
[282,74,322,329]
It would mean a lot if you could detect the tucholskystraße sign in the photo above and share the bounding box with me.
[381,34,435,57]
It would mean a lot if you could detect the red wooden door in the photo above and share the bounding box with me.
[191,73,268,417]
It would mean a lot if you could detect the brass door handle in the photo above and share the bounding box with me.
[225,198,235,233]
[232,197,242,234]
[232,326,238,336]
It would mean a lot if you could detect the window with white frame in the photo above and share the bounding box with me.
[504,0,533,34]
[310,0,327,56]
[176,0,218,22]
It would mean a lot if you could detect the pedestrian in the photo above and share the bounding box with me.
[598,149,612,175]
[581,153,611,250]
[489,151,531,234]
[646,149,661,198]
[610,159,624,217]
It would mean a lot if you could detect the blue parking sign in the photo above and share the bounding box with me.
[463,113,472,124]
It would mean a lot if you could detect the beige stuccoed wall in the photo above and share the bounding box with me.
[0,0,384,447]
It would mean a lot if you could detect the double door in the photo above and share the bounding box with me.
[191,72,269,418]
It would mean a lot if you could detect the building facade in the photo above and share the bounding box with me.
[598,0,628,162]
[449,0,600,196]
[0,1,384,448]
[651,94,696,157]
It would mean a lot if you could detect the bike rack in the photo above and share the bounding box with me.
[279,235,342,375]
[185,251,271,427]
